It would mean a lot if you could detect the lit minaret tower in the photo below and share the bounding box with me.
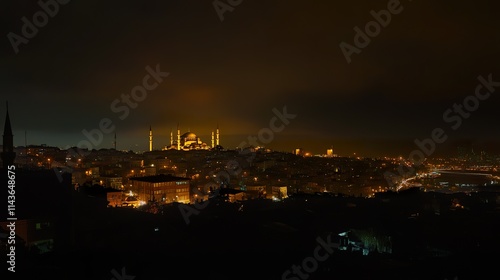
[2,102,16,169]
[149,126,153,151]
[177,124,181,150]
[216,124,220,146]
[211,131,215,148]
[170,129,173,146]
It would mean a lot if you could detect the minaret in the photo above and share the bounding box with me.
[170,129,173,147]
[2,102,16,169]
[211,131,215,148]
[176,124,181,150]
[216,124,220,146]
[149,126,153,152]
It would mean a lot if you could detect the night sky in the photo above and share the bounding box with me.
[1,0,500,157]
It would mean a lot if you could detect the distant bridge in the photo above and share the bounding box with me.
[433,169,492,177]
[396,169,494,191]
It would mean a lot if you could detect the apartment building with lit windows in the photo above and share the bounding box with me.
[129,174,190,204]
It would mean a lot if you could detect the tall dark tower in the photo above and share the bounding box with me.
[2,102,16,169]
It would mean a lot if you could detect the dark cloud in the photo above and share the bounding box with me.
[1,0,500,155]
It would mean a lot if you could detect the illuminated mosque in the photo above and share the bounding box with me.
[149,125,220,151]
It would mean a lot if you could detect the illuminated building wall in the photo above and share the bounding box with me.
[130,174,190,204]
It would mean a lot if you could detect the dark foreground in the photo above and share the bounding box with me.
[3,187,499,280]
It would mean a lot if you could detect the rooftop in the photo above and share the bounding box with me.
[129,174,190,183]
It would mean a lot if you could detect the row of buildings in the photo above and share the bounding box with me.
[106,173,288,208]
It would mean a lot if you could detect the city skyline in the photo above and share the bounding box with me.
[2,1,500,278]
[2,104,500,157]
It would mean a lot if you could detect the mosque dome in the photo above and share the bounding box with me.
[181,132,197,141]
